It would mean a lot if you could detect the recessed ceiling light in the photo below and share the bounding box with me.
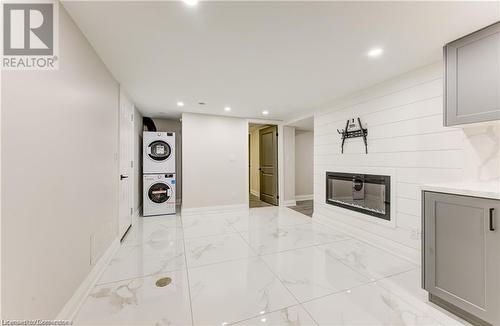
[367,47,383,58]
[262,110,269,115]
[224,106,231,112]
[183,0,198,6]
[176,101,184,107]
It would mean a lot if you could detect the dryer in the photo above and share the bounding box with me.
[143,131,175,174]
[143,174,176,216]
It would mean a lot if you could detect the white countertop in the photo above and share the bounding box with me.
[421,182,500,200]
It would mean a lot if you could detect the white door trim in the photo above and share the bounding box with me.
[246,118,284,207]
[118,87,134,239]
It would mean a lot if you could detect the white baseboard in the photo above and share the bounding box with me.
[313,212,420,266]
[56,237,120,320]
[250,189,259,197]
[295,194,313,201]
[181,203,248,216]
[282,200,297,207]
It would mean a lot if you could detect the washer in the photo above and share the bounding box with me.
[143,131,175,174]
[143,174,176,216]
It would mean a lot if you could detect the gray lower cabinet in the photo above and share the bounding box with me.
[422,191,500,325]
[444,21,500,126]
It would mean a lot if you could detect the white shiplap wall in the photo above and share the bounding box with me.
[313,62,465,255]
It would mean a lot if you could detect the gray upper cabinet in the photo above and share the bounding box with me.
[444,22,500,126]
[423,191,500,325]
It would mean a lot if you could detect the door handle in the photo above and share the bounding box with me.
[120,174,129,180]
[490,208,495,231]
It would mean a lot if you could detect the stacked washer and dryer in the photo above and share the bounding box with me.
[143,132,176,216]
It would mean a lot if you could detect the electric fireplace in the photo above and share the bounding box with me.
[325,172,391,221]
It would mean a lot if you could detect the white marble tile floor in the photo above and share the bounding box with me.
[74,207,466,326]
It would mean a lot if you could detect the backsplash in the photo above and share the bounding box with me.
[463,122,500,182]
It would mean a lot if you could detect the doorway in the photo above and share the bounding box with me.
[286,116,314,217]
[248,123,279,208]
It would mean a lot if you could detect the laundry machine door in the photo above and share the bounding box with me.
[147,140,172,162]
[148,182,171,203]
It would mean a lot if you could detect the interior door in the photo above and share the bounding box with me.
[118,90,134,240]
[259,125,278,205]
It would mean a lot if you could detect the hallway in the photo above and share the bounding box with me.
[73,207,463,325]
[289,200,314,217]
[249,193,272,208]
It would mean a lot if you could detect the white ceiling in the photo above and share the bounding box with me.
[289,116,314,132]
[62,1,499,120]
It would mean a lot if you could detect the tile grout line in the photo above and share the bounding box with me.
[231,218,353,257]
[252,236,386,322]
[290,262,422,308]
[186,214,286,326]
[368,267,452,325]
[234,219,320,326]
[257,251,320,326]
[245,220,426,314]
[96,236,187,286]
[182,218,327,272]
[95,266,186,287]
[226,303,315,326]
[311,219,420,266]
[311,240,381,283]
[227,222,261,257]
[296,242,441,322]
[101,209,450,326]
[174,210,435,325]
[184,235,353,272]
[180,213,196,326]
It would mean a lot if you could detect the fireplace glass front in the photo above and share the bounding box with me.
[326,172,390,220]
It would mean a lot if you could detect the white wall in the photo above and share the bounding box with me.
[182,113,247,210]
[314,62,465,254]
[249,128,260,196]
[283,126,296,205]
[1,6,119,319]
[153,118,183,203]
[295,130,314,198]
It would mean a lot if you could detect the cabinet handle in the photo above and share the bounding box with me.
[490,208,495,231]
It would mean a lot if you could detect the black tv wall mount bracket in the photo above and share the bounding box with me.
[337,117,368,154]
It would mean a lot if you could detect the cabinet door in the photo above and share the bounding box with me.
[445,22,500,126]
[423,192,500,325]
